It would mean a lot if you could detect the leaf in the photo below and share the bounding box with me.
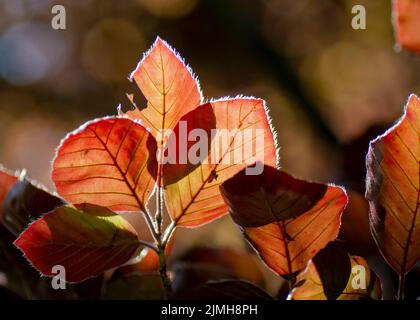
[288,253,382,300]
[0,169,73,298]
[52,117,157,212]
[163,98,278,227]
[393,0,420,53]
[220,165,348,277]
[310,241,351,300]
[123,37,202,146]
[0,167,18,220]
[0,224,74,299]
[14,203,142,283]
[121,38,278,227]
[366,94,420,276]
[2,175,64,236]
[174,279,274,300]
[0,224,39,299]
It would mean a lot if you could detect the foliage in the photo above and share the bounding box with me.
[0,17,419,298]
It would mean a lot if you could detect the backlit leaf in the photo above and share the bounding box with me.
[221,165,347,277]
[393,0,420,53]
[0,168,73,298]
[366,94,420,276]
[14,203,142,283]
[52,117,157,212]
[289,253,382,300]
[123,37,202,146]
[309,241,351,300]
[163,98,278,227]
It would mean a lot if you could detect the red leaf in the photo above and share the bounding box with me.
[52,117,157,212]
[393,0,420,53]
[221,165,347,277]
[163,98,278,227]
[14,203,141,283]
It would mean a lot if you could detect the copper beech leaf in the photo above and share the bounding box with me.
[122,37,278,227]
[52,117,157,212]
[14,203,141,283]
[366,94,420,276]
[309,241,351,300]
[123,37,203,146]
[393,0,420,53]
[220,165,348,277]
[288,254,382,300]
[163,98,278,227]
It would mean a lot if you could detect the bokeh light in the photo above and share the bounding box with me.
[0,21,68,85]
[82,18,146,83]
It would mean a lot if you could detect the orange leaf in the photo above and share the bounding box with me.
[366,94,420,275]
[220,165,347,277]
[163,98,278,227]
[393,0,420,53]
[14,203,141,283]
[52,117,157,212]
[123,37,202,146]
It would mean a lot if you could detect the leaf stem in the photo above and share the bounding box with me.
[142,208,159,242]
[288,275,296,292]
[155,180,163,241]
[162,221,176,247]
[154,160,172,299]
[158,244,172,299]
[397,274,405,300]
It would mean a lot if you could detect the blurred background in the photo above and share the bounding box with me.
[0,0,419,299]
